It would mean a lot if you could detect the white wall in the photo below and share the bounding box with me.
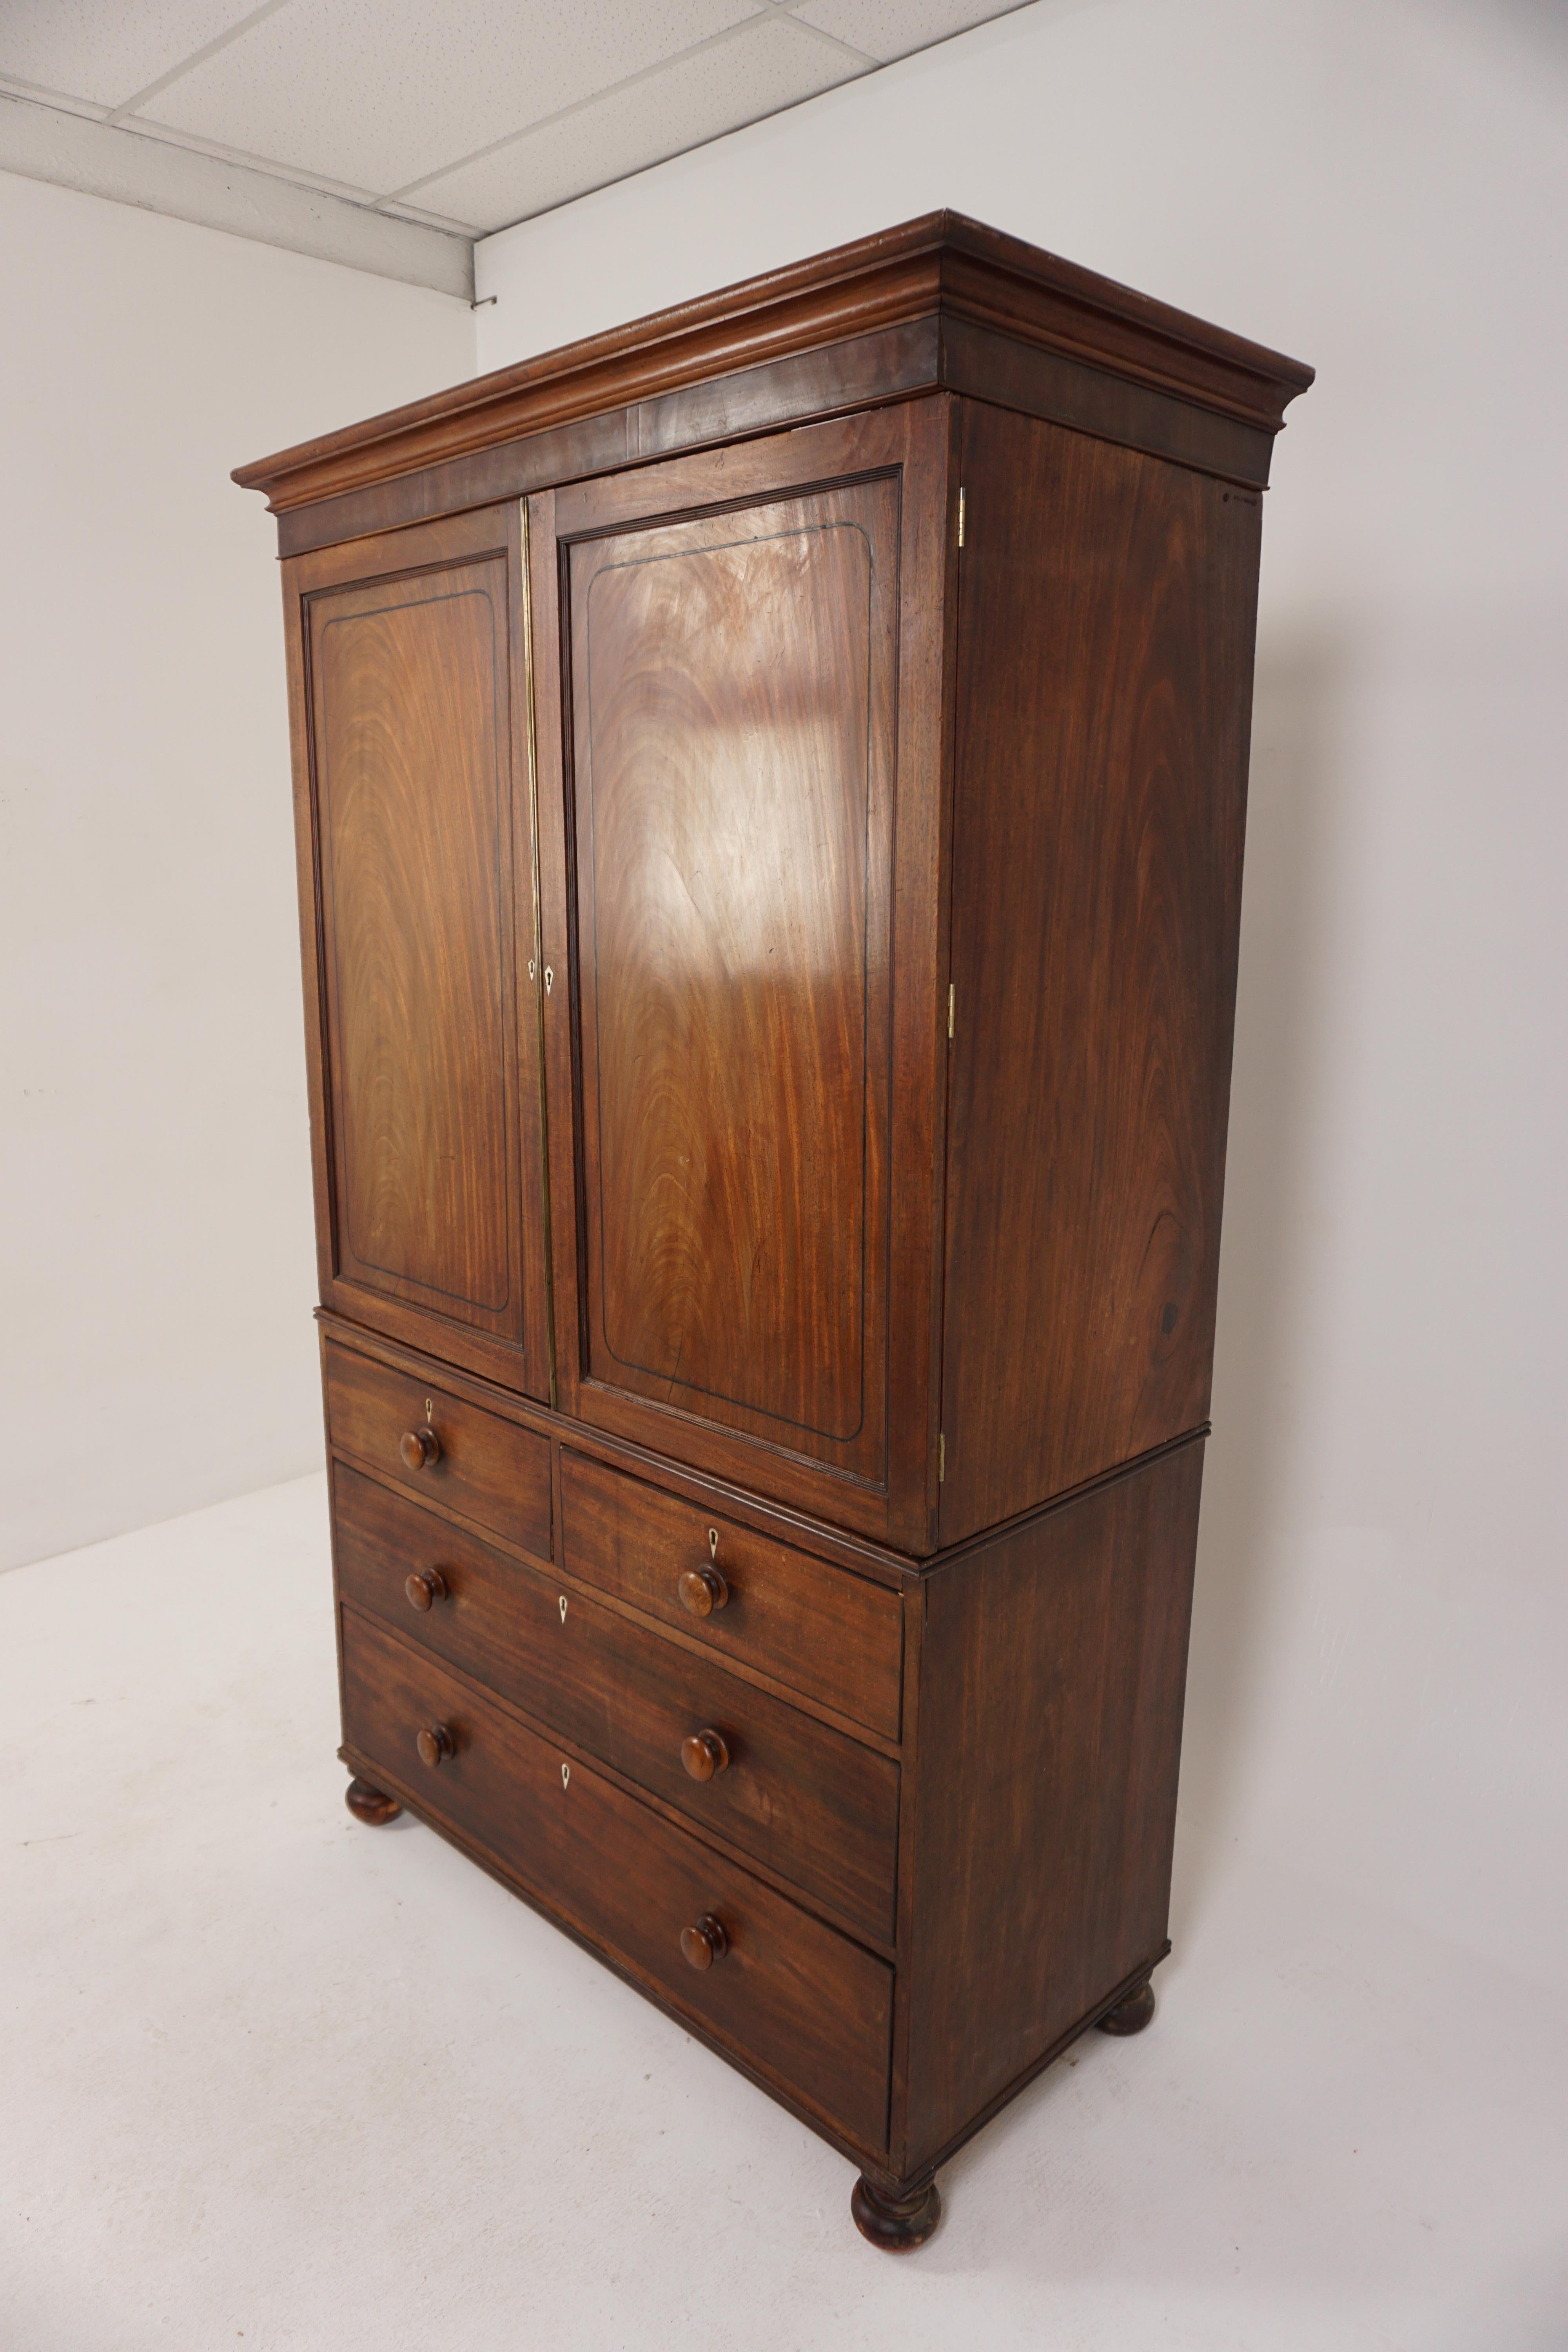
[1,172,475,1573]
[475,0,1568,1989]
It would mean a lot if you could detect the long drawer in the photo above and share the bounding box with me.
[324,1339,552,1560]
[341,1608,893,2154]
[333,1462,898,1942]
[560,1451,903,1738]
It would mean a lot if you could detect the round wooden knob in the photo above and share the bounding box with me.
[679,1913,729,1970]
[415,1722,455,1768]
[677,1566,729,1618]
[399,1427,441,1470]
[680,1728,730,1782]
[405,1568,448,1612]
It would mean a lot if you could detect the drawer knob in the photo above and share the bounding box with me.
[679,1913,729,1970]
[677,1567,729,1618]
[415,1722,455,1768]
[681,1728,730,1782]
[405,1568,448,1612]
[399,1428,441,1471]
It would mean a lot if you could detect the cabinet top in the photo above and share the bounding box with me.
[234,209,1313,520]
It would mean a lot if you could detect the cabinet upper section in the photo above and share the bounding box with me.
[246,218,1312,1561]
[233,210,1313,554]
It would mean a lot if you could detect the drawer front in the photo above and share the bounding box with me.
[324,1339,551,1560]
[560,1452,902,1738]
[333,1462,898,1943]
[341,1609,893,2153]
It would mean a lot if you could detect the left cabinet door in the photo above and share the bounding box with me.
[283,506,552,1397]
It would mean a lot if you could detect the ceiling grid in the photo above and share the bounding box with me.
[0,0,1033,293]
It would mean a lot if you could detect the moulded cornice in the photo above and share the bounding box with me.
[233,211,1314,515]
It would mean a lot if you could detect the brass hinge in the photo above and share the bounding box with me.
[957,487,965,548]
[938,1432,946,1482]
[947,982,955,1040]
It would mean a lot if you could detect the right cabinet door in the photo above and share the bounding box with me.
[533,405,949,1547]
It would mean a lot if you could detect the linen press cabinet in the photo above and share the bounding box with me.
[236,214,1310,2249]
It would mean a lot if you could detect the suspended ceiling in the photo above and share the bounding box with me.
[0,0,1034,298]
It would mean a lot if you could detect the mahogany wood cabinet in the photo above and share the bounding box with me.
[236,213,1310,2250]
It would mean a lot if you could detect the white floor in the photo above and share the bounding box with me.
[2,1479,1563,2352]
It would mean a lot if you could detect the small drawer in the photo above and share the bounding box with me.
[341,1609,893,2154]
[332,1461,899,1943]
[324,1339,551,1560]
[560,1452,902,1739]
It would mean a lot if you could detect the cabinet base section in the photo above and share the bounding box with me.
[336,1728,894,2174]
[338,1607,895,2155]
[344,1775,402,1825]
[341,1735,1172,2246]
[851,2172,942,2252]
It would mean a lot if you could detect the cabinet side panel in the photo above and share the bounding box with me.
[905,1439,1203,2168]
[940,405,1260,1541]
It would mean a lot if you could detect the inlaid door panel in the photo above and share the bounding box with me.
[530,402,955,1546]
[570,479,895,1480]
[284,507,550,1394]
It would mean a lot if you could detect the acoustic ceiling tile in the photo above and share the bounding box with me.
[138,0,761,196]
[0,0,264,111]
[413,11,858,233]
[788,0,1027,67]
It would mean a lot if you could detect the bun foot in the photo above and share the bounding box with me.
[345,1776,402,1826]
[851,2173,942,2252]
[1096,1978,1156,2036]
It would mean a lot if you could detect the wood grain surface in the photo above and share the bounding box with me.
[559,1450,904,1738]
[340,1607,895,2152]
[286,506,552,1393]
[901,1438,1203,2171]
[938,403,1261,1541]
[234,209,1312,519]
[529,403,953,1551]
[568,478,896,1470]
[324,1338,552,1561]
[332,1460,900,1941]
[312,559,511,1314]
